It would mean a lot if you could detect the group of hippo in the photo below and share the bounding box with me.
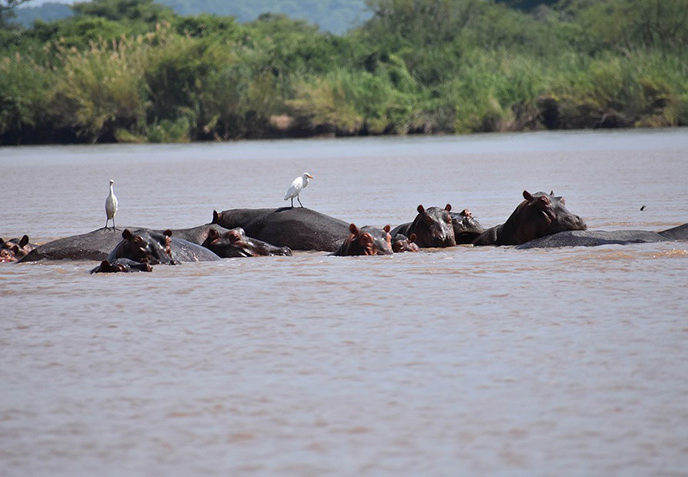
[2,190,687,273]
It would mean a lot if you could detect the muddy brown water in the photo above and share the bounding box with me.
[1,129,688,475]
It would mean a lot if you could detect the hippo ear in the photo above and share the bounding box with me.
[445,203,452,212]
[523,190,534,201]
[349,223,359,234]
[417,205,425,214]
[550,190,554,196]
[10,245,19,254]
[409,233,417,242]
[122,229,132,239]
[212,210,219,224]
[208,229,219,240]
[0,238,5,246]
[19,235,29,247]
[384,224,391,233]
[164,229,172,237]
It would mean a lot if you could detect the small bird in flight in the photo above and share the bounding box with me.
[105,179,118,230]
[284,172,313,208]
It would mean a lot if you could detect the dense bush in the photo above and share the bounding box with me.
[0,0,686,144]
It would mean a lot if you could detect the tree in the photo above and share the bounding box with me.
[1,0,30,27]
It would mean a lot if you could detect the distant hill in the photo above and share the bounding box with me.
[15,0,371,34]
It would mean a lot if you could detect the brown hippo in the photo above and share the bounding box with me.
[332,224,393,256]
[473,190,587,246]
[201,228,292,258]
[0,235,36,262]
[391,204,456,248]
[212,207,351,252]
[391,233,420,253]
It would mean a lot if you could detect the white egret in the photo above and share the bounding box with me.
[284,172,313,208]
[105,179,118,230]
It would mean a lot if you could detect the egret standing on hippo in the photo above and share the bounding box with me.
[284,172,313,208]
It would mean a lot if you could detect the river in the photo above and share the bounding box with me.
[1,129,687,475]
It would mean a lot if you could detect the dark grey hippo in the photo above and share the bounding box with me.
[90,258,153,274]
[1,235,36,263]
[332,224,393,256]
[516,222,688,249]
[212,207,351,252]
[107,229,220,265]
[201,228,292,257]
[20,227,219,262]
[391,204,456,248]
[450,209,484,244]
[473,190,587,246]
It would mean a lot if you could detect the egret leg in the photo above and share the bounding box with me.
[290,198,294,208]
[112,218,115,230]
[105,219,109,230]
[297,196,303,207]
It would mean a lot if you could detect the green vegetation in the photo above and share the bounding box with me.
[1,0,687,144]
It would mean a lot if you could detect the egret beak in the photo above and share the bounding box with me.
[307,173,313,179]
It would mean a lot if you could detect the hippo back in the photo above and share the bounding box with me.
[213,207,351,251]
[20,227,146,262]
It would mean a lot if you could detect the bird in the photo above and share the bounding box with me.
[284,172,313,208]
[105,179,118,230]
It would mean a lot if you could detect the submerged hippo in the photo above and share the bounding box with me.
[212,207,351,252]
[473,190,587,246]
[90,258,153,274]
[391,233,420,253]
[391,204,456,248]
[516,222,688,249]
[202,228,292,257]
[1,235,36,262]
[450,209,484,244]
[333,224,393,256]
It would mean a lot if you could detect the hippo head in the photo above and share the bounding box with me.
[91,257,153,274]
[110,229,176,265]
[0,235,34,262]
[203,227,257,257]
[410,204,456,248]
[509,190,587,244]
[336,224,393,256]
[450,209,484,244]
[392,233,420,253]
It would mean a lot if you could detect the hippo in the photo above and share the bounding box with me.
[473,190,587,246]
[20,227,219,262]
[90,258,153,273]
[450,209,484,244]
[165,224,234,246]
[516,222,688,249]
[201,228,292,257]
[107,229,220,265]
[391,204,456,248]
[332,224,393,256]
[212,207,352,252]
[1,235,36,262]
[391,233,420,253]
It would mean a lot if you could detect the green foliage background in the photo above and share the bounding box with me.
[1,0,687,144]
